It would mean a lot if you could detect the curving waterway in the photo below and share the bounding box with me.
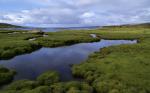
[0,40,137,81]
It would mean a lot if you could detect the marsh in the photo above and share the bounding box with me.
[0,39,137,81]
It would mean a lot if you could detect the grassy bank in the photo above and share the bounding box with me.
[0,30,99,59]
[0,67,16,86]
[0,31,41,59]
[0,71,92,93]
[37,31,99,47]
[72,25,150,93]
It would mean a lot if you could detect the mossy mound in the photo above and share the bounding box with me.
[1,70,93,93]
[37,71,60,86]
[0,67,16,86]
[51,81,93,93]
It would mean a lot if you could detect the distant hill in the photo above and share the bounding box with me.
[132,23,150,28]
[1,22,150,29]
[103,23,150,28]
[0,23,22,28]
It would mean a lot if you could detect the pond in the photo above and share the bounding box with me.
[0,40,137,81]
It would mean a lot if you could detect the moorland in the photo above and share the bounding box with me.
[0,23,150,93]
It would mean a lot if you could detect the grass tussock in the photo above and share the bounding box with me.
[0,71,93,93]
[0,67,16,86]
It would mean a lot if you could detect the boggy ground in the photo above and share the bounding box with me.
[0,71,93,93]
[0,30,99,60]
[72,25,150,93]
[0,23,150,93]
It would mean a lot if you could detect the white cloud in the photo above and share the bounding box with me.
[0,0,150,27]
[81,12,95,18]
[0,12,31,24]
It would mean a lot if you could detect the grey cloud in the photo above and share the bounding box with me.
[0,0,150,27]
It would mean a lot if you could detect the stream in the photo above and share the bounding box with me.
[0,39,137,81]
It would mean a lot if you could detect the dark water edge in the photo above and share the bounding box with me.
[0,40,137,81]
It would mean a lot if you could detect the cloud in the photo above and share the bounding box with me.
[74,0,99,6]
[0,0,150,27]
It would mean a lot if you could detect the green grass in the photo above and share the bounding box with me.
[37,71,60,86]
[72,25,150,93]
[0,31,41,59]
[0,30,99,59]
[0,71,92,93]
[0,67,16,86]
[37,31,99,47]
[0,23,150,93]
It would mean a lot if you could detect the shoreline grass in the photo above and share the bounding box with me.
[0,23,150,93]
[72,25,150,93]
[0,30,100,60]
[0,67,16,87]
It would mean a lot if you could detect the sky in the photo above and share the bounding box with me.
[0,0,150,27]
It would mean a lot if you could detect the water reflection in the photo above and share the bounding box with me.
[0,40,137,81]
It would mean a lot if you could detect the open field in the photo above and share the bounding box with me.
[0,23,150,93]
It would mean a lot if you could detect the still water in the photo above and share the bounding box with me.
[0,40,137,81]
